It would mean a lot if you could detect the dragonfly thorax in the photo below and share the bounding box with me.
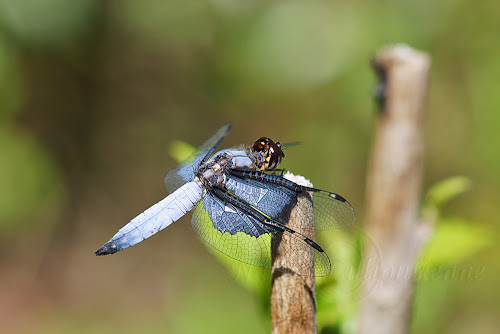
[198,152,234,187]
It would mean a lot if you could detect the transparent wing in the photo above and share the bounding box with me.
[225,172,355,230]
[307,188,356,230]
[164,124,232,194]
[191,192,331,277]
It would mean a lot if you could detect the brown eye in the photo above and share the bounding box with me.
[251,137,285,170]
[252,137,269,152]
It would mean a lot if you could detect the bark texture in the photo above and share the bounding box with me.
[271,190,317,334]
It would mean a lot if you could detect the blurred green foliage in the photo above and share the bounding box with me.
[419,177,490,270]
[0,16,63,231]
[0,126,62,230]
[419,217,490,270]
[0,0,499,333]
[423,177,472,220]
[168,140,196,165]
[0,0,98,46]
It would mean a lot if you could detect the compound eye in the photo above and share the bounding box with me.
[252,137,270,152]
[251,137,285,170]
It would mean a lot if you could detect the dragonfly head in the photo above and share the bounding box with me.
[252,137,285,170]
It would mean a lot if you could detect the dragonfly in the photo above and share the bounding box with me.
[95,124,355,276]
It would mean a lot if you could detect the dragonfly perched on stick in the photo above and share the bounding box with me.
[95,124,355,276]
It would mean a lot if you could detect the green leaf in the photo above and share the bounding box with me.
[418,217,491,270]
[168,140,195,163]
[423,176,471,219]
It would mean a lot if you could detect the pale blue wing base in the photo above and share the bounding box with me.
[191,194,331,277]
[164,124,232,194]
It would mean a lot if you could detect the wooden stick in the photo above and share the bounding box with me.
[271,176,316,334]
[358,44,432,334]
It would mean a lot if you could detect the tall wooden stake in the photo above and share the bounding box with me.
[359,44,432,334]
[271,178,316,334]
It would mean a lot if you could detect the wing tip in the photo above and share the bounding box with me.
[95,242,118,256]
[331,192,357,224]
[329,192,346,202]
[222,123,233,134]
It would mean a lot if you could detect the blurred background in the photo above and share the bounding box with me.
[0,0,498,333]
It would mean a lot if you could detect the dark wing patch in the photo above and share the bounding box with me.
[225,172,355,230]
[201,190,270,238]
[191,194,331,277]
[225,175,296,220]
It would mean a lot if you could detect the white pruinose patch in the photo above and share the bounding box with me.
[283,171,313,188]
